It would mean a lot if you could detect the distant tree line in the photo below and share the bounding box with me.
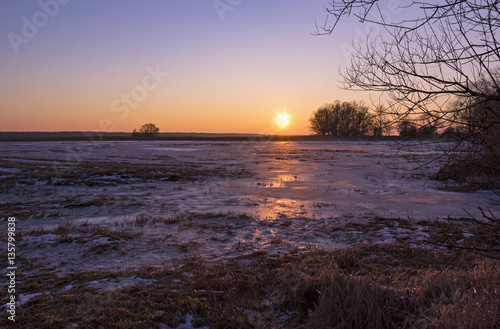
[397,116,439,137]
[309,101,455,137]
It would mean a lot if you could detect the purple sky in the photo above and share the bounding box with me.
[0,1,404,134]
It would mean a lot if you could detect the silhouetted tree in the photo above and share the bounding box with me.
[397,120,417,137]
[314,0,500,145]
[309,105,334,135]
[134,123,160,137]
[309,101,373,136]
[438,83,500,178]
[315,0,500,171]
[315,1,499,110]
[397,116,440,137]
[371,105,391,136]
[315,0,500,257]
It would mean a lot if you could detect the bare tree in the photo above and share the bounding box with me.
[316,0,499,135]
[316,1,500,163]
[310,104,335,135]
[316,1,500,104]
[397,119,417,137]
[371,105,391,136]
[315,0,500,256]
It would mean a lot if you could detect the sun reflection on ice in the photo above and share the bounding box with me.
[251,141,318,219]
[267,173,298,188]
[258,198,306,220]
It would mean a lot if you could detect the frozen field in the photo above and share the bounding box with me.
[1,140,498,274]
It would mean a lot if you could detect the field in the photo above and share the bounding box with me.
[1,140,499,328]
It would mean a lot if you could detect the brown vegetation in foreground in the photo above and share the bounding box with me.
[1,242,498,329]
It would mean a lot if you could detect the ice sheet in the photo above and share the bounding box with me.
[1,140,498,273]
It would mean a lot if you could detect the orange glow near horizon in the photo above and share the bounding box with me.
[0,1,378,135]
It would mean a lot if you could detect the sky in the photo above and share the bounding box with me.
[0,0,402,134]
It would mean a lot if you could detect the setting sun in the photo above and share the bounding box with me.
[276,113,290,127]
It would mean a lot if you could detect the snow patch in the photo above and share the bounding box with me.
[22,234,58,244]
[0,167,21,173]
[158,314,209,329]
[2,293,43,311]
[87,276,153,291]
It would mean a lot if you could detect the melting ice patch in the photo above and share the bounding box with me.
[2,293,43,310]
[158,314,209,329]
[86,276,153,291]
[0,167,21,173]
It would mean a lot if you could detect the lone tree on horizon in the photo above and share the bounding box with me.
[133,123,160,137]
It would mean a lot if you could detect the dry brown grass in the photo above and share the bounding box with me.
[1,243,499,329]
[306,266,427,329]
[430,261,500,329]
[0,157,251,188]
[27,222,138,241]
